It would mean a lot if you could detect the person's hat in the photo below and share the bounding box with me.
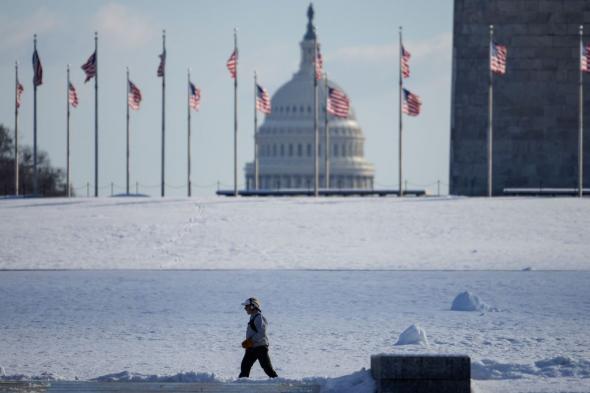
[241,297,261,309]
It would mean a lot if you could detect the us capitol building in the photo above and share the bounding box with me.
[244,5,375,190]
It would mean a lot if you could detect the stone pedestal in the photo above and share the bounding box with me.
[371,354,470,393]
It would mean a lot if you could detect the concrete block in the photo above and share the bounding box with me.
[371,354,471,380]
[371,355,470,393]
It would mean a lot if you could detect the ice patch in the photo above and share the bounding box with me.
[395,324,429,346]
[472,356,590,380]
[0,371,62,381]
[451,291,489,312]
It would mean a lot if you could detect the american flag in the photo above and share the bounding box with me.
[256,84,271,114]
[327,87,350,118]
[128,81,142,111]
[402,88,421,116]
[81,51,97,83]
[68,82,79,108]
[227,49,238,79]
[32,49,43,86]
[581,42,590,73]
[16,82,24,109]
[490,42,507,75]
[401,45,411,78]
[189,82,201,111]
[157,49,166,77]
[315,44,323,81]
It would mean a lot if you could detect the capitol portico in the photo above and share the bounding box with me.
[244,5,375,190]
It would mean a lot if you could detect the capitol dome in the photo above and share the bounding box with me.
[244,4,375,190]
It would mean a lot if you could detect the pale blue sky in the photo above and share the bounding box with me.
[0,0,453,196]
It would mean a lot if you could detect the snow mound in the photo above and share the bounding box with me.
[395,324,429,346]
[312,368,375,393]
[92,371,219,383]
[451,291,489,311]
[472,356,590,380]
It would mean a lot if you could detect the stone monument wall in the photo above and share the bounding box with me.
[451,0,590,195]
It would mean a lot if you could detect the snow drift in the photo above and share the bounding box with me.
[472,356,590,380]
[0,369,376,393]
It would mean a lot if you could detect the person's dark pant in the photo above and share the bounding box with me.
[239,345,278,378]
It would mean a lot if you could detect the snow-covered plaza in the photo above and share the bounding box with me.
[0,197,589,393]
[1,196,588,270]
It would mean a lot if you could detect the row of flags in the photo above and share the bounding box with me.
[14,33,204,197]
[24,34,590,128]
[15,23,420,197]
[17,48,202,113]
[19,38,356,122]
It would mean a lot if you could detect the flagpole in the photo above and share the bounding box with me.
[161,29,166,197]
[254,70,259,191]
[398,27,403,197]
[314,40,319,196]
[187,68,192,197]
[324,72,330,189]
[66,65,71,197]
[94,31,99,197]
[488,25,494,197]
[233,28,238,197]
[126,67,130,196]
[33,34,38,196]
[579,25,584,198]
[14,61,19,196]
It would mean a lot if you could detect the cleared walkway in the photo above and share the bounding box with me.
[0,382,320,393]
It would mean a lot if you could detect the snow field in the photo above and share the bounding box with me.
[0,270,588,393]
[1,196,589,270]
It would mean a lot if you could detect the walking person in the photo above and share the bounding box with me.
[239,297,279,378]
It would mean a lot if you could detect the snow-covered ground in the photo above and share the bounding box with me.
[0,196,589,270]
[0,196,589,392]
[0,270,589,392]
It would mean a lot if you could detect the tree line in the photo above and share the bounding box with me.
[0,124,69,197]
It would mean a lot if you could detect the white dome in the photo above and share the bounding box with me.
[245,4,374,190]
